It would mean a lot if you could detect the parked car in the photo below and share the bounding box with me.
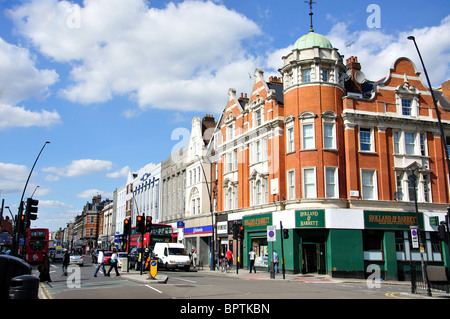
[70,254,84,266]
[103,251,113,265]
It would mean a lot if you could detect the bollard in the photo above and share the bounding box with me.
[9,275,40,299]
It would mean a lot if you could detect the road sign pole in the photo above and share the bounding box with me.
[280,221,285,280]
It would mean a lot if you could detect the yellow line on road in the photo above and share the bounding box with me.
[39,283,53,299]
[385,292,409,299]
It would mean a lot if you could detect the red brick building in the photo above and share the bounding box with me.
[210,30,450,279]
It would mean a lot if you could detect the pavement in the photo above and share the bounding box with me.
[121,266,410,286]
[119,266,450,299]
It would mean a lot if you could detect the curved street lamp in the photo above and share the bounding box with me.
[12,141,50,257]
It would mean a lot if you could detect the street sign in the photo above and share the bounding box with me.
[150,259,158,278]
[267,225,276,242]
[411,227,419,249]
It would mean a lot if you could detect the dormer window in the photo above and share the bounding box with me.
[401,99,412,116]
[395,76,420,117]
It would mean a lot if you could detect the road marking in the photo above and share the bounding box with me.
[145,284,163,294]
[385,292,409,299]
[175,277,197,283]
[39,283,53,299]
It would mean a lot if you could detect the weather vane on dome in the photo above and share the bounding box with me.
[305,0,316,32]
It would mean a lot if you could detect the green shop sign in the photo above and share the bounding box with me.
[243,213,272,231]
[295,210,325,228]
[364,211,424,230]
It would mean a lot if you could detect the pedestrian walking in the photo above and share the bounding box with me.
[94,249,107,277]
[38,251,52,282]
[106,248,120,277]
[226,249,233,268]
[62,248,70,276]
[191,248,197,268]
[248,249,256,273]
[273,250,279,273]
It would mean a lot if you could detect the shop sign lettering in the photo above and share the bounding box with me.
[295,210,325,228]
[364,211,424,229]
[243,213,272,231]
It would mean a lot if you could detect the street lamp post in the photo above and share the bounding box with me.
[12,141,50,257]
[407,36,450,177]
[408,36,448,296]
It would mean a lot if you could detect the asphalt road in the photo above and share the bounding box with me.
[34,258,446,301]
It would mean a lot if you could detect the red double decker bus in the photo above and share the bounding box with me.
[24,228,49,264]
[129,223,173,252]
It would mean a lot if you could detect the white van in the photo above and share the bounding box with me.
[52,246,64,261]
[153,243,191,271]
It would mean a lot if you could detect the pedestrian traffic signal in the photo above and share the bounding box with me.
[24,197,39,228]
[123,218,131,237]
[136,215,144,233]
[145,216,152,233]
[283,228,289,239]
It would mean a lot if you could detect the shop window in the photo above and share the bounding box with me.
[430,232,442,262]
[395,231,406,260]
[251,238,268,268]
[363,230,384,260]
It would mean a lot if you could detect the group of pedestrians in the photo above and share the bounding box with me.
[94,248,120,277]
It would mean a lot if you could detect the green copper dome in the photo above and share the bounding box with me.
[293,31,333,50]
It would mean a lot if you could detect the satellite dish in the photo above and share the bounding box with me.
[355,71,366,84]
[394,192,403,201]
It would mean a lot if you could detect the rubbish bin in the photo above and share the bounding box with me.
[9,275,39,299]
[0,255,32,299]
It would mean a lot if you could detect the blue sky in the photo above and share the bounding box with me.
[0,0,449,231]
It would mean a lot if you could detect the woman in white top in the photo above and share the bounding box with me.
[106,248,120,277]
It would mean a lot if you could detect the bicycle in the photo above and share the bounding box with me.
[220,259,231,273]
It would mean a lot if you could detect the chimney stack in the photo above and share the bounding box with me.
[442,80,450,101]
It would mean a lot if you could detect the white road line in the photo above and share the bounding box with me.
[145,284,163,294]
[175,277,197,283]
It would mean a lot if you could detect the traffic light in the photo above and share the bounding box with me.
[145,216,153,233]
[283,228,289,239]
[232,222,238,239]
[239,226,244,240]
[136,215,144,233]
[438,221,447,240]
[123,218,131,237]
[24,197,39,228]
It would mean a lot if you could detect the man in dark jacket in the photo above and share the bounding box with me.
[62,248,70,276]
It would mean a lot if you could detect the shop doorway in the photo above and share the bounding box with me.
[302,243,326,275]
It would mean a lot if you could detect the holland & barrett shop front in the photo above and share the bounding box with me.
[240,209,449,280]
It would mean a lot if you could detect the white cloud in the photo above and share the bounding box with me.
[39,200,73,209]
[0,162,37,196]
[0,37,58,105]
[0,163,29,181]
[0,103,61,130]
[325,16,450,87]
[0,37,61,130]
[76,189,113,199]
[9,0,262,113]
[106,166,131,178]
[43,159,113,177]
